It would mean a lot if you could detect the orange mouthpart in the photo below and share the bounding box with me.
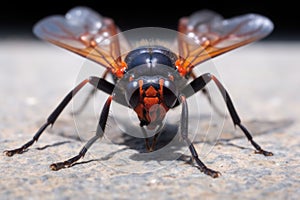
[133,80,169,128]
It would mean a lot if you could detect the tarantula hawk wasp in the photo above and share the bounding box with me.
[4,6,274,178]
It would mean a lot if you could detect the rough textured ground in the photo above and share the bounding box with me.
[0,39,299,200]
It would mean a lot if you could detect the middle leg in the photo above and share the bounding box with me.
[50,95,113,171]
[182,73,273,156]
[179,95,221,178]
[71,69,113,115]
[191,71,226,117]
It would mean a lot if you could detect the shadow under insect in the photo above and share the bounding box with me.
[65,117,293,169]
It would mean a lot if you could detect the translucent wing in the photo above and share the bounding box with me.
[33,6,130,77]
[177,10,274,75]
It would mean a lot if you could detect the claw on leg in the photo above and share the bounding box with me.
[200,167,221,178]
[50,162,71,171]
[3,149,23,157]
[255,149,273,156]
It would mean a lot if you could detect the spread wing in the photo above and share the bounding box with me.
[33,6,130,77]
[176,10,274,76]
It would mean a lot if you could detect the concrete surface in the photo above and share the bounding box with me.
[0,39,299,199]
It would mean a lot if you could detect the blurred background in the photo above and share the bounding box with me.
[0,0,299,40]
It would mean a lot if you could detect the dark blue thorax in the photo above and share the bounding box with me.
[124,46,178,74]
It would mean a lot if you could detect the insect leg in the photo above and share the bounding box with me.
[190,71,226,117]
[141,124,162,152]
[70,87,97,115]
[71,69,111,115]
[4,77,115,157]
[144,132,161,152]
[50,95,112,171]
[149,130,162,151]
[201,88,227,118]
[179,95,221,178]
[182,73,273,156]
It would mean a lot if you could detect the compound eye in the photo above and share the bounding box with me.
[163,87,177,108]
[162,80,178,108]
[125,80,140,108]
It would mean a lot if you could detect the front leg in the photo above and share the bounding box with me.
[50,95,113,170]
[4,77,115,157]
[179,95,221,178]
[182,73,273,156]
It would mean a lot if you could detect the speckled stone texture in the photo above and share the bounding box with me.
[0,40,299,199]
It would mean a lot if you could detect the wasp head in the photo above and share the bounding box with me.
[125,76,178,129]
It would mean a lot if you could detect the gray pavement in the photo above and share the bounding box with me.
[0,39,299,199]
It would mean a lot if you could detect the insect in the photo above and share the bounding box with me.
[4,6,274,178]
